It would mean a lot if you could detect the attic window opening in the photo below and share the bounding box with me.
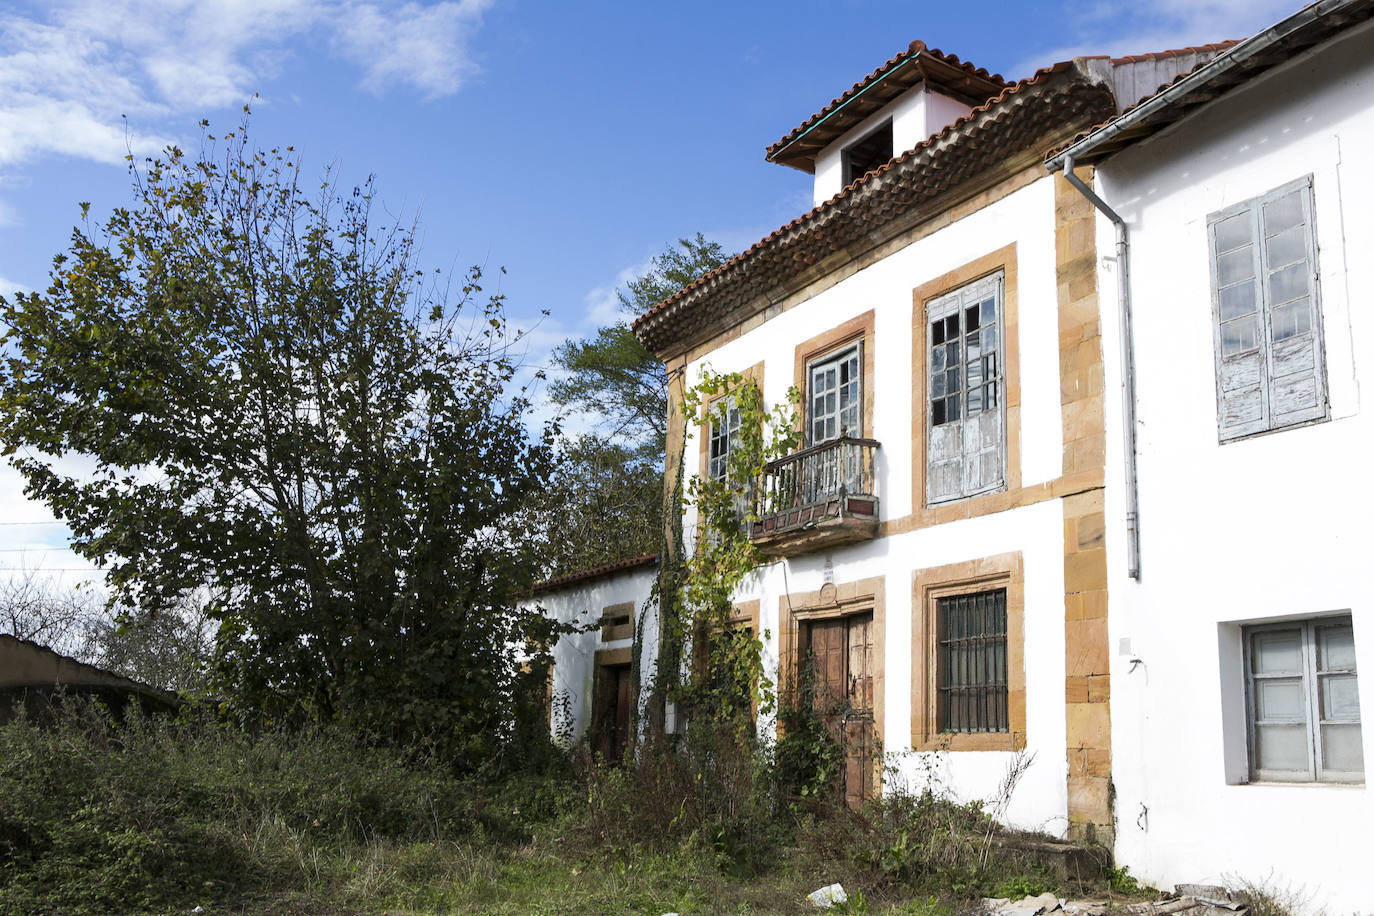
[842,120,893,186]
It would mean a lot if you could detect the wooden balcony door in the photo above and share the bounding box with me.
[804,611,875,809]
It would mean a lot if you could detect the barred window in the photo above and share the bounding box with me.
[937,588,1008,734]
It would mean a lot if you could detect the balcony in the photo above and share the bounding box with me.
[749,436,880,557]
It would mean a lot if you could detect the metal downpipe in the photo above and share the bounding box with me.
[1062,155,1141,579]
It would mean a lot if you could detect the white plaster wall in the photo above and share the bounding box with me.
[524,565,658,745]
[683,174,1073,833]
[1093,20,1374,914]
[813,85,972,206]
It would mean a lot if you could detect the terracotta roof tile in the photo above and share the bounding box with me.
[765,40,1011,171]
[528,553,658,596]
[1109,41,1239,65]
[634,61,1091,352]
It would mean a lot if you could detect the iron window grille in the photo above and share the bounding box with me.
[936,588,1009,734]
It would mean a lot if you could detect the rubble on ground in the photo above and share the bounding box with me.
[977,886,1248,916]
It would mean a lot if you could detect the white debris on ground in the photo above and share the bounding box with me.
[807,883,849,908]
[978,886,1249,916]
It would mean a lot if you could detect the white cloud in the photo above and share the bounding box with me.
[1011,0,1303,80]
[581,258,651,330]
[0,0,494,169]
[0,275,26,298]
[332,0,494,99]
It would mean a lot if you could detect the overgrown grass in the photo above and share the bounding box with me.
[0,698,1152,915]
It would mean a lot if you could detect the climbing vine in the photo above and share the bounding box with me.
[653,367,800,731]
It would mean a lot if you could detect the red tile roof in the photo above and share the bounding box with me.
[765,40,1010,173]
[634,60,1115,356]
[1108,41,1239,65]
[528,553,658,596]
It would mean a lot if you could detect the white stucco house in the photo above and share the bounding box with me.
[534,1,1370,907]
[1046,2,1372,908]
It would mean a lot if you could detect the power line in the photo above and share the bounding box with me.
[0,568,98,572]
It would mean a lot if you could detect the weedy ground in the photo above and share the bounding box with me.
[0,701,1169,916]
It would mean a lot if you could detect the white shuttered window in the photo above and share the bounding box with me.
[1245,617,1362,784]
[1207,175,1327,441]
[926,272,1006,505]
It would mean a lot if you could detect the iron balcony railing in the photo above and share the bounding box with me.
[753,435,880,521]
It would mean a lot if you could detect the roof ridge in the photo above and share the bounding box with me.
[1110,40,1240,65]
[528,553,658,595]
[636,61,1076,335]
[764,41,1011,161]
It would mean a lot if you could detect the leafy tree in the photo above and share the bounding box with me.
[541,234,728,576]
[0,123,560,765]
[550,233,727,457]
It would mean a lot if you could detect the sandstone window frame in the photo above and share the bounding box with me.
[911,245,1021,514]
[696,362,765,483]
[599,601,635,642]
[912,552,1026,752]
[793,311,875,447]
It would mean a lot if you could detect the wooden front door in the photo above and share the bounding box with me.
[804,612,875,809]
[597,662,633,762]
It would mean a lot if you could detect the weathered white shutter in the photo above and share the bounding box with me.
[963,275,1004,497]
[926,273,1004,504]
[1208,202,1268,440]
[1208,175,1325,441]
[927,291,965,505]
[1259,178,1325,429]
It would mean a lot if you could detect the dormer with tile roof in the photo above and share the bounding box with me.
[766,41,1010,207]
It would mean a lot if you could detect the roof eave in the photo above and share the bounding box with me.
[1047,0,1374,170]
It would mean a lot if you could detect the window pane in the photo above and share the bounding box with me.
[1217,246,1254,286]
[965,304,980,330]
[1263,191,1304,235]
[1269,262,1309,305]
[932,319,945,345]
[980,297,996,325]
[1321,674,1361,719]
[1221,315,1259,356]
[1319,625,1357,670]
[1219,281,1257,320]
[1257,678,1306,720]
[1252,630,1303,674]
[1255,723,1309,771]
[981,325,996,352]
[1321,724,1364,775]
[1270,299,1311,342]
[1266,226,1306,268]
[1214,212,1253,252]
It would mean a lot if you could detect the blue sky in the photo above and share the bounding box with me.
[0,0,1299,579]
